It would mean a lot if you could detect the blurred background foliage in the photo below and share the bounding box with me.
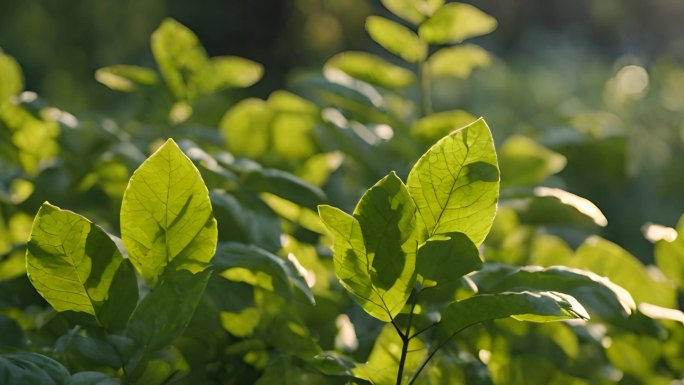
[2,0,684,259]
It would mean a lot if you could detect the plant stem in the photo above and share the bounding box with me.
[418,59,433,116]
[395,298,418,384]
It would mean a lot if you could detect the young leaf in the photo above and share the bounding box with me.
[26,203,138,330]
[151,18,208,100]
[213,242,315,305]
[418,3,497,44]
[325,51,415,88]
[407,118,499,246]
[365,16,427,63]
[380,0,444,25]
[94,65,159,93]
[120,139,218,285]
[220,98,272,159]
[417,232,482,287]
[439,291,589,337]
[411,109,477,144]
[127,269,211,352]
[428,45,492,79]
[196,56,263,93]
[319,172,418,322]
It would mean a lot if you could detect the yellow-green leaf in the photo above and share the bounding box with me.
[26,203,138,330]
[196,56,263,93]
[95,65,159,92]
[326,51,415,88]
[380,0,444,25]
[365,16,427,63]
[407,118,499,246]
[0,53,23,102]
[418,3,497,44]
[428,44,492,79]
[120,139,218,285]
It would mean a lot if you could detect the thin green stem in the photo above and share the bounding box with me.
[407,324,471,385]
[418,59,433,116]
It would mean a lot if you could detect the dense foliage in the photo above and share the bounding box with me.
[1,1,683,384]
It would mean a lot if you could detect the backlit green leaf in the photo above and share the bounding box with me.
[418,3,497,44]
[407,118,499,246]
[326,51,415,88]
[120,139,218,285]
[429,44,492,79]
[0,53,23,102]
[94,65,159,92]
[319,172,418,322]
[220,98,271,159]
[365,16,427,63]
[151,18,208,100]
[26,203,138,330]
[439,291,589,338]
[380,0,444,25]
[411,109,477,144]
[417,232,481,287]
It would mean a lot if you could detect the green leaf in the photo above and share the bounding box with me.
[26,203,138,330]
[365,16,427,63]
[196,56,263,93]
[151,18,208,100]
[242,168,326,210]
[513,187,608,228]
[439,291,589,338]
[213,242,315,305]
[0,53,23,102]
[417,232,481,286]
[319,172,418,321]
[574,236,676,307]
[325,51,415,88]
[69,372,118,385]
[128,346,190,385]
[94,65,159,92]
[127,269,211,352]
[380,0,443,25]
[0,353,70,385]
[429,44,492,79]
[411,109,477,144]
[407,117,499,246]
[654,214,684,287]
[418,3,497,44]
[473,264,636,319]
[219,98,271,159]
[498,135,567,187]
[120,139,218,285]
[0,315,25,348]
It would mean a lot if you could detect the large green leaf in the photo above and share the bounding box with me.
[380,0,443,25]
[94,65,159,93]
[654,214,684,287]
[127,269,211,353]
[418,3,497,44]
[151,18,208,100]
[428,45,492,79]
[0,53,23,102]
[26,203,138,330]
[120,139,218,285]
[417,232,482,287]
[319,173,418,321]
[407,118,499,246]
[213,242,315,305]
[439,291,589,338]
[574,236,676,307]
[365,16,427,63]
[473,264,636,319]
[325,51,415,88]
[219,98,272,159]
